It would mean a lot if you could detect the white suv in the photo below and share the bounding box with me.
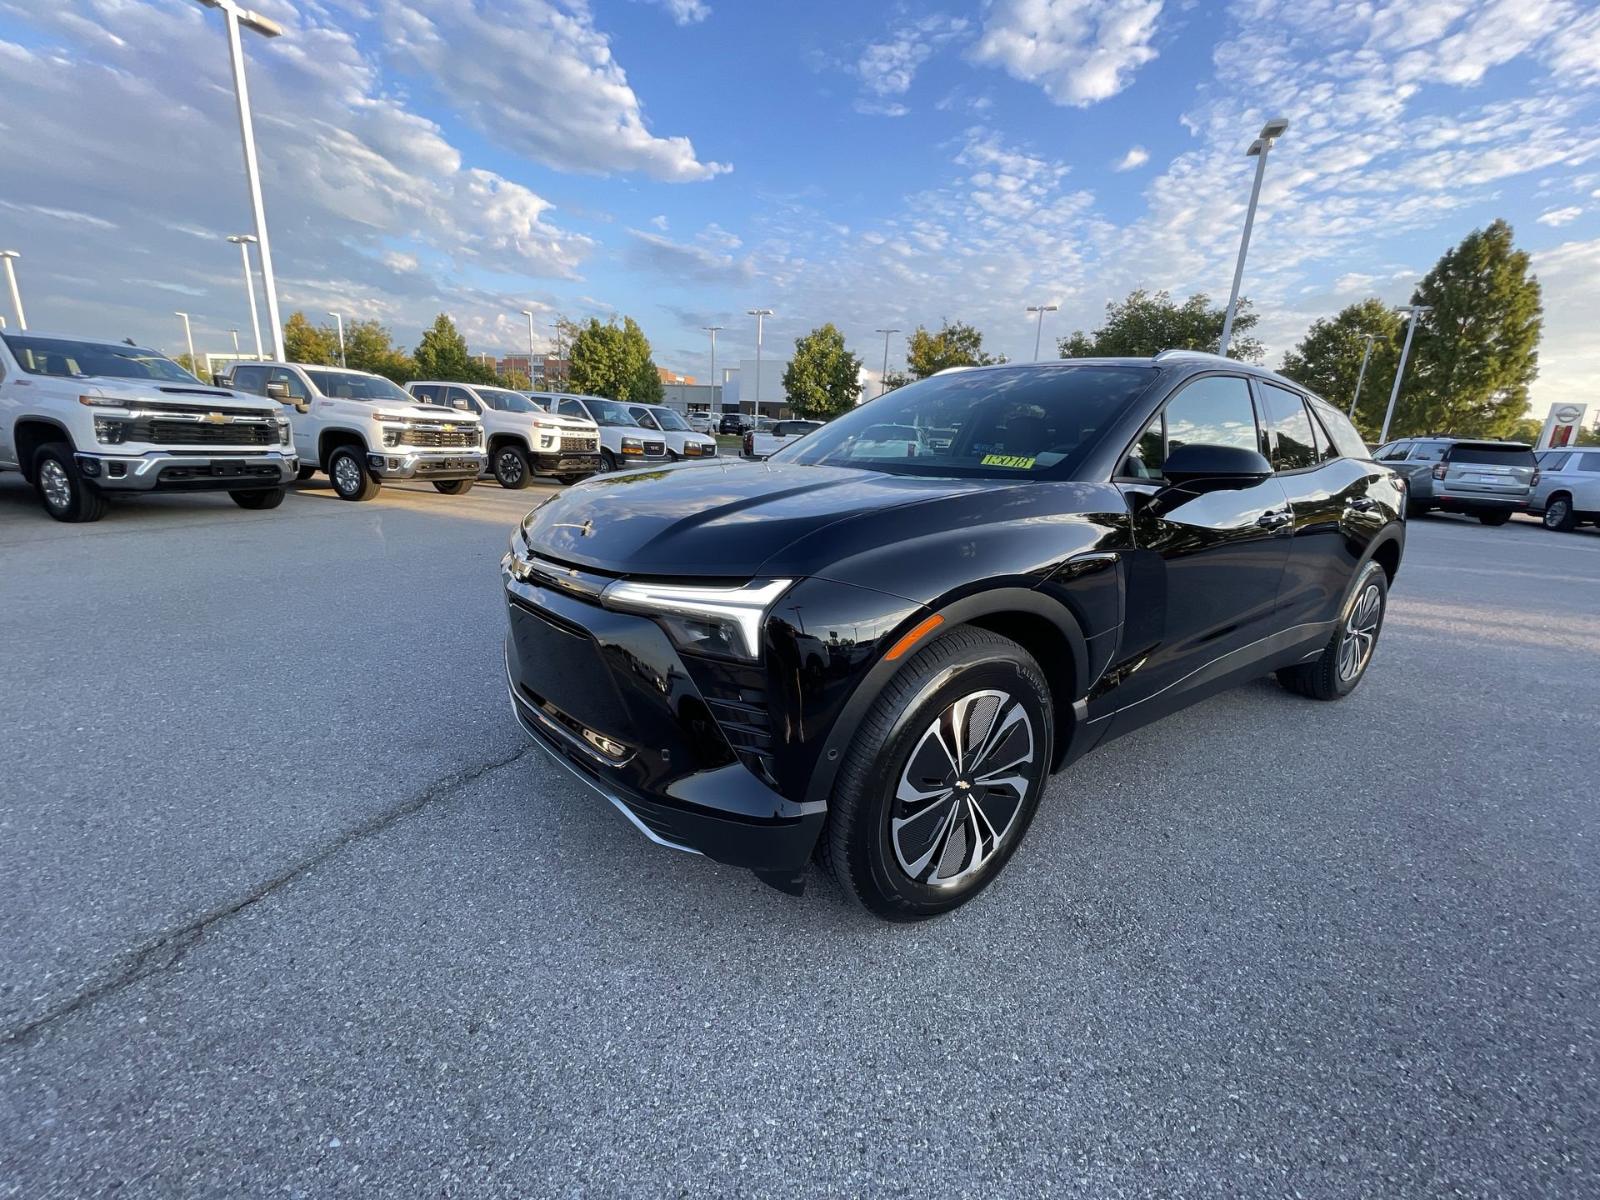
[0,331,295,522]
[227,362,484,501]
[533,392,671,472]
[406,381,600,488]
[1531,447,1600,532]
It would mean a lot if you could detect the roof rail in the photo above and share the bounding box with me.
[1153,349,1238,364]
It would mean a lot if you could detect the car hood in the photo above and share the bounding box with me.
[522,459,996,577]
[375,404,482,423]
[535,411,598,432]
[76,379,275,412]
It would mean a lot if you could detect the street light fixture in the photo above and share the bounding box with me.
[0,251,26,330]
[747,308,773,414]
[329,311,346,367]
[1218,116,1289,356]
[1026,304,1058,361]
[874,328,900,395]
[175,311,197,378]
[1347,332,1378,418]
[230,329,241,354]
[702,326,722,411]
[225,234,263,359]
[1379,305,1431,444]
[520,309,539,386]
[193,0,287,362]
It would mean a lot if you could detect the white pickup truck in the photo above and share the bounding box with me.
[742,419,823,460]
[225,362,484,501]
[0,331,296,522]
[406,380,601,488]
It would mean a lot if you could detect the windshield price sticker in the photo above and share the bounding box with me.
[980,454,1036,469]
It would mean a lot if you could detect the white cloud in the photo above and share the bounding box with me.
[1538,206,1584,226]
[635,0,711,25]
[855,100,912,118]
[1529,238,1600,410]
[1113,145,1149,171]
[373,0,727,182]
[624,227,754,284]
[972,0,1165,106]
[857,14,970,98]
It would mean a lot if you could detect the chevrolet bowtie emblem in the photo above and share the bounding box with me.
[202,411,231,424]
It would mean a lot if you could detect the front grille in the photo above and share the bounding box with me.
[157,463,281,482]
[644,440,666,457]
[698,669,777,784]
[561,435,596,453]
[130,417,279,446]
[398,426,479,449]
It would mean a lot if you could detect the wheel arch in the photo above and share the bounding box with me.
[14,418,74,483]
[488,431,530,456]
[317,427,367,466]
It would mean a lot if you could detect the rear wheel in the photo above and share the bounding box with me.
[1542,495,1577,532]
[33,444,109,523]
[820,627,1052,921]
[230,487,286,510]
[433,478,474,495]
[327,445,379,501]
[1478,510,1512,526]
[1276,562,1387,701]
[492,445,532,489]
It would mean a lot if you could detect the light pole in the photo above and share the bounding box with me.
[1347,333,1377,418]
[230,329,241,354]
[874,327,900,395]
[226,234,263,359]
[0,251,26,330]
[702,326,722,410]
[520,309,538,385]
[1219,116,1288,356]
[1379,305,1431,444]
[1026,304,1058,361]
[194,0,287,362]
[175,311,197,378]
[329,311,346,366]
[747,308,773,414]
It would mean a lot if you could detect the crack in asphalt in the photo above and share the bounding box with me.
[0,743,533,1049]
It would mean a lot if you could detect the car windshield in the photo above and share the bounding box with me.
[3,334,200,382]
[649,407,692,431]
[1449,443,1535,466]
[775,365,1159,478]
[479,387,540,412]
[584,398,648,427]
[305,370,413,403]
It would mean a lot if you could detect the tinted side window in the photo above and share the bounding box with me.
[1579,453,1600,472]
[1540,451,1570,470]
[1258,382,1318,471]
[1131,375,1260,477]
[230,365,267,394]
[558,398,585,418]
[1410,443,1448,462]
[410,384,440,403]
[1309,397,1369,459]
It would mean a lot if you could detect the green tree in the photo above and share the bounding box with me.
[568,316,662,402]
[1399,219,1542,439]
[1059,289,1263,362]
[1279,299,1404,439]
[782,323,863,419]
[880,369,913,393]
[906,320,1000,378]
[174,352,209,380]
[283,311,338,364]
[621,317,663,404]
[412,313,478,381]
[341,318,416,383]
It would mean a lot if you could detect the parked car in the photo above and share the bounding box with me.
[1530,447,1600,531]
[718,411,754,435]
[743,419,823,460]
[407,380,601,488]
[532,392,670,472]
[1372,436,1537,524]
[628,404,718,462]
[688,412,716,434]
[0,332,296,521]
[226,362,483,501]
[501,351,1404,919]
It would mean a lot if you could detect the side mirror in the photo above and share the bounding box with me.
[265,380,289,401]
[1163,443,1273,487]
[295,400,311,414]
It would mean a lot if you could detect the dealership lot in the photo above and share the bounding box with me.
[1,476,1596,1197]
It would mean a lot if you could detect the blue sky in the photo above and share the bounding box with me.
[1,0,1597,408]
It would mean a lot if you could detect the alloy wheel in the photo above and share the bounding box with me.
[332,454,363,496]
[890,689,1035,889]
[1544,500,1570,529]
[39,458,72,511]
[1337,583,1383,682]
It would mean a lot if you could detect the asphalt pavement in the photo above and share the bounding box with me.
[1,473,1596,1198]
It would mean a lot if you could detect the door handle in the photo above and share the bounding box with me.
[1256,507,1293,529]
[1346,496,1378,512]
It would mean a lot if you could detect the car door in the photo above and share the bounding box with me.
[268,367,315,459]
[1110,373,1293,723]
[1258,381,1381,626]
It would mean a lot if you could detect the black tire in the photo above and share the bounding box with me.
[327,445,380,501]
[230,486,286,510]
[1478,510,1512,526]
[819,626,1053,921]
[433,479,474,495]
[1276,561,1387,702]
[557,474,588,486]
[598,450,617,473]
[492,445,532,489]
[1405,499,1429,519]
[1542,494,1577,532]
[295,466,317,482]
[33,443,109,523]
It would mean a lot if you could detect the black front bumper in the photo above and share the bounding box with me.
[501,573,825,878]
[531,451,602,476]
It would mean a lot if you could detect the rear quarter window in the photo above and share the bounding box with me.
[1308,397,1370,459]
[1447,444,1536,467]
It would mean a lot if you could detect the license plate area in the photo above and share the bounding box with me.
[508,599,630,738]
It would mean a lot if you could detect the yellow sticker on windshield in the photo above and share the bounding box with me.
[980,454,1036,469]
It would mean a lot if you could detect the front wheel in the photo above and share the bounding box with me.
[598,450,617,473]
[492,445,532,489]
[1478,510,1512,526]
[433,479,474,495]
[820,627,1052,921]
[1276,562,1388,701]
[230,487,286,510]
[33,443,109,523]
[1542,496,1577,532]
[557,474,588,486]
[327,445,380,501]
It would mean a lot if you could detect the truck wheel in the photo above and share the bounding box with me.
[230,487,286,510]
[1542,495,1577,532]
[598,450,617,473]
[295,466,317,482]
[328,446,379,501]
[1477,511,1512,526]
[433,479,474,495]
[557,474,587,486]
[493,446,532,489]
[33,443,109,523]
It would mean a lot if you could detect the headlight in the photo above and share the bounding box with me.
[94,416,129,444]
[621,437,644,455]
[277,418,291,446]
[373,413,406,423]
[600,578,793,660]
[79,395,134,408]
[539,432,557,448]
[382,428,402,448]
[684,442,703,456]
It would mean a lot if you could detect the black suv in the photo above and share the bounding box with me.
[501,354,1404,919]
